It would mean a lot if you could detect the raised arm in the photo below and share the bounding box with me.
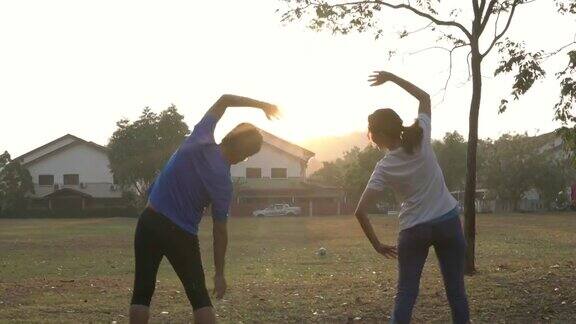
[368,71,431,117]
[206,94,280,122]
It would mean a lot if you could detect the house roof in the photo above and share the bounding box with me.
[258,128,315,162]
[17,134,108,166]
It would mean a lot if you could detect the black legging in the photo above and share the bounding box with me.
[130,208,212,310]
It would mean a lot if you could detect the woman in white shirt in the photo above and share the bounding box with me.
[354,71,470,324]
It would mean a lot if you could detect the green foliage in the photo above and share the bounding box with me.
[533,158,573,209]
[0,151,34,216]
[481,134,537,209]
[431,132,498,193]
[1,206,139,219]
[495,39,547,113]
[551,50,576,167]
[282,1,382,36]
[556,0,576,14]
[310,145,396,207]
[479,133,571,210]
[557,126,576,167]
[311,130,572,211]
[280,0,463,42]
[107,105,190,203]
[432,131,467,191]
[553,51,576,123]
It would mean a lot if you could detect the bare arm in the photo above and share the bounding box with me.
[354,188,397,259]
[368,71,431,117]
[206,94,280,122]
[212,219,228,299]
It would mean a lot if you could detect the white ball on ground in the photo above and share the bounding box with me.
[317,247,327,257]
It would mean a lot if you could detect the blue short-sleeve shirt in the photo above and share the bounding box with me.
[148,114,232,235]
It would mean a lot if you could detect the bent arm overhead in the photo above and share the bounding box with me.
[368,71,431,118]
[205,94,280,122]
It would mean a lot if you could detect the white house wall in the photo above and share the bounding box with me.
[27,144,121,198]
[231,143,304,178]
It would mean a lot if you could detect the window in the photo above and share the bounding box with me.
[63,174,80,185]
[271,168,287,179]
[246,168,262,178]
[38,175,54,186]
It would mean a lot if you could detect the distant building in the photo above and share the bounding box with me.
[16,134,123,210]
[535,131,569,160]
[17,131,346,216]
[230,129,346,216]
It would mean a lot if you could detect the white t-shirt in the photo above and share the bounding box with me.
[367,113,457,231]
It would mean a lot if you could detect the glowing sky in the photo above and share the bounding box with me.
[1,0,574,157]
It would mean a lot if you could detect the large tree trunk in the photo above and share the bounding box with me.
[464,45,482,275]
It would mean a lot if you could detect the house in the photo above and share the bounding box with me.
[229,128,346,216]
[17,131,346,216]
[16,134,124,210]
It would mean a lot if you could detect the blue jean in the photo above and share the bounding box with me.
[391,212,470,324]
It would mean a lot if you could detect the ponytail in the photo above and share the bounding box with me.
[400,120,423,154]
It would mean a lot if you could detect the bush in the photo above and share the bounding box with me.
[0,207,140,218]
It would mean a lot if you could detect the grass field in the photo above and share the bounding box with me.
[1,213,575,323]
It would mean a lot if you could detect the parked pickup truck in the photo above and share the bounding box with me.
[252,204,302,217]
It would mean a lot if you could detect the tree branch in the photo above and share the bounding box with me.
[542,40,576,59]
[479,0,498,34]
[466,50,473,81]
[408,45,458,56]
[327,0,473,40]
[492,9,502,40]
[546,40,576,57]
[410,43,470,102]
[479,0,488,14]
[442,43,471,102]
[380,1,472,39]
[473,0,480,16]
[481,0,520,58]
[403,21,434,37]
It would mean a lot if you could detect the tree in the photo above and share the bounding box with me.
[311,145,397,209]
[433,131,467,192]
[108,105,190,204]
[533,157,572,209]
[280,0,576,274]
[0,151,34,216]
[555,47,576,164]
[479,133,573,211]
[481,134,540,210]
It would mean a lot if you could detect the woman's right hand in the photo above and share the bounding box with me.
[374,243,398,259]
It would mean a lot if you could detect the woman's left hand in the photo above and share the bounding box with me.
[368,71,396,86]
[374,243,398,259]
